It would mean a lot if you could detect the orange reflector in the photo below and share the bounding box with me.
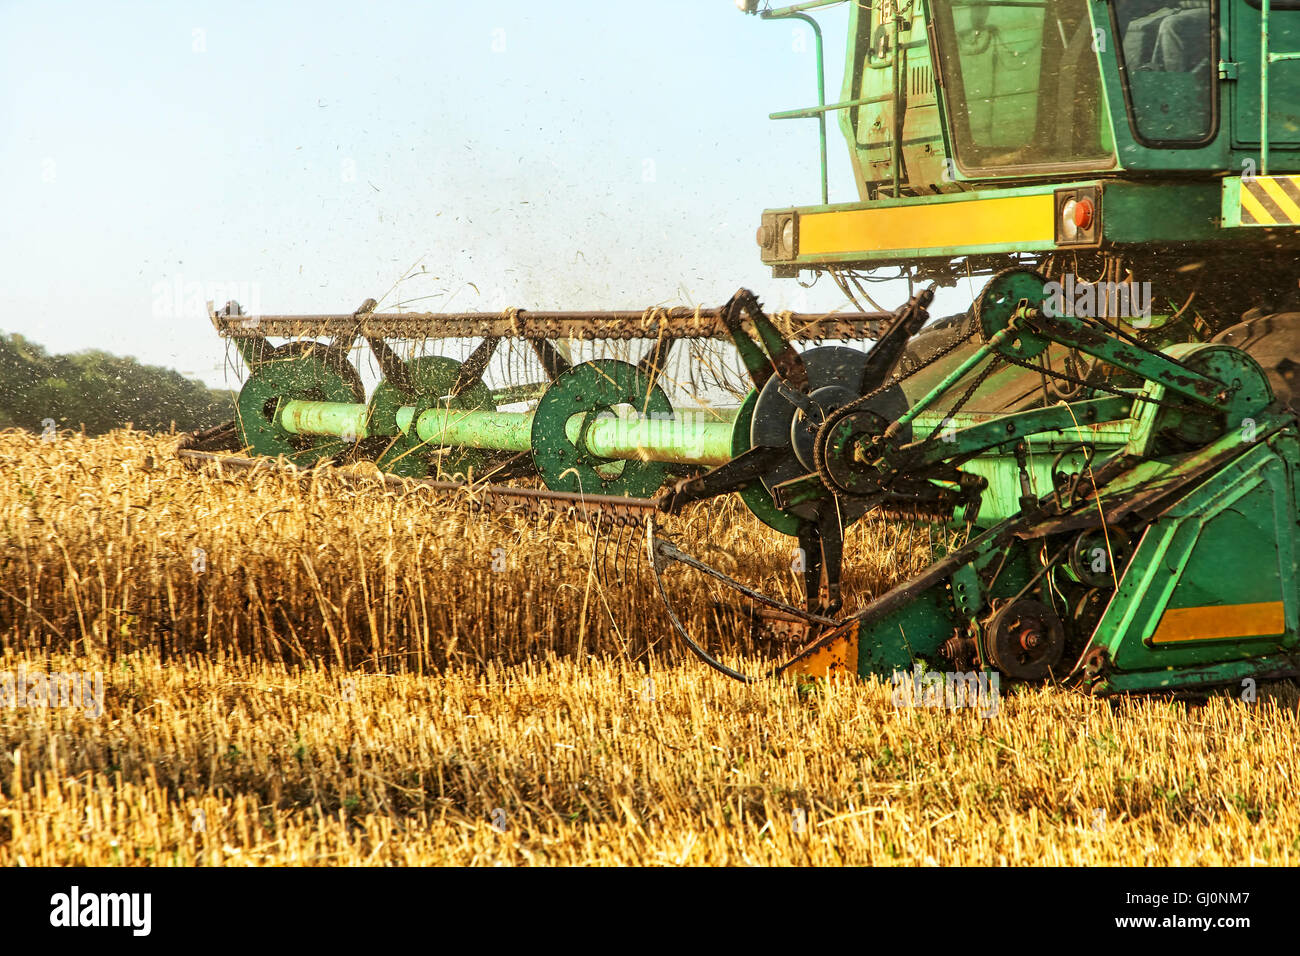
[1149,600,1285,644]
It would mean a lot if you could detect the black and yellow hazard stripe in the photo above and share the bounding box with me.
[1238,175,1300,225]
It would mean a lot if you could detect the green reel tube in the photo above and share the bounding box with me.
[370,355,495,479]
[530,359,673,497]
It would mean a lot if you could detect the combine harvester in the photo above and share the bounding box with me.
[183,0,1300,695]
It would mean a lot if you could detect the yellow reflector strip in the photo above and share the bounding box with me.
[799,193,1056,257]
[1149,600,1286,644]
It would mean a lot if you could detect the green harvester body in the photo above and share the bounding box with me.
[193,1,1300,695]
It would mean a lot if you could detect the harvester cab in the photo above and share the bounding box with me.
[754,1,1300,329]
[182,0,1300,697]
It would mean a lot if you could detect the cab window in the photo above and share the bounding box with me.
[932,0,1116,173]
[1110,0,1217,144]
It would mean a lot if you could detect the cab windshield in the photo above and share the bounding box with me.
[932,0,1116,173]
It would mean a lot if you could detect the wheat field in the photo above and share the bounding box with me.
[0,428,1296,865]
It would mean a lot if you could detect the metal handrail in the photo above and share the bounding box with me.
[759,0,913,202]
[769,91,893,120]
[761,0,847,17]
[762,5,834,203]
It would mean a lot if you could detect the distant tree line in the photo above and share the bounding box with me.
[0,332,235,435]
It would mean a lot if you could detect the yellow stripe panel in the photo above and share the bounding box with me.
[1257,177,1300,221]
[1240,186,1275,225]
[799,193,1056,257]
[1149,600,1286,645]
[1239,176,1300,225]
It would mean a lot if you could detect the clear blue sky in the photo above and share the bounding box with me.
[0,0,930,390]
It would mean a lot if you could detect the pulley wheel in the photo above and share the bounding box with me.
[1211,312,1300,411]
[1067,526,1132,589]
[984,598,1065,681]
[371,355,495,480]
[813,387,910,497]
[1071,587,1111,644]
[1159,342,1275,445]
[236,341,364,466]
[750,346,881,524]
[531,359,673,497]
[974,269,1052,361]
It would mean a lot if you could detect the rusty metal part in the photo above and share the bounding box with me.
[657,445,786,515]
[176,420,241,453]
[365,335,412,393]
[647,529,840,628]
[858,284,936,393]
[175,448,659,529]
[1071,588,1110,644]
[211,305,891,342]
[529,337,572,381]
[723,289,810,391]
[1080,645,1111,685]
[872,497,964,521]
[747,606,812,648]
[451,336,501,397]
[940,632,979,668]
[354,300,409,393]
[328,298,363,352]
[984,598,1066,681]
